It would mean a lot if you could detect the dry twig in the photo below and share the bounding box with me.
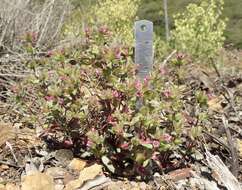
[222,116,239,177]
[206,150,241,190]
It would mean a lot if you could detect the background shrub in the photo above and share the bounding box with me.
[92,0,141,44]
[171,0,226,60]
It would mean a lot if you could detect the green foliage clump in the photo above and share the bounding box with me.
[93,0,141,44]
[14,27,208,177]
[171,0,227,60]
[154,36,172,62]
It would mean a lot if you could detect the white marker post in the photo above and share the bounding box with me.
[135,20,154,109]
[135,20,154,81]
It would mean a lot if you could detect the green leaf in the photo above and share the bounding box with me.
[141,143,153,149]
[142,159,150,167]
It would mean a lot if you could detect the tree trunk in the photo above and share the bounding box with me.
[163,0,170,41]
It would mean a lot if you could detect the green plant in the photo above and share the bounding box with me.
[154,35,172,62]
[63,0,96,38]
[92,0,141,44]
[14,27,207,177]
[171,0,226,60]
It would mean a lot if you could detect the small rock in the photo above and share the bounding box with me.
[0,123,16,147]
[191,150,204,161]
[54,184,64,190]
[0,184,5,190]
[25,162,38,175]
[175,179,188,190]
[153,172,161,177]
[55,149,73,166]
[5,184,19,190]
[68,158,86,171]
[46,167,67,178]
[0,177,4,183]
[106,182,122,190]
[62,173,75,186]
[21,172,54,190]
[139,182,147,190]
[130,181,137,187]
[13,123,22,128]
[55,179,64,185]
[0,165,9,170]
[168,168,192,182]
[200,166,210,174]
[65,164,102,190]
[190,177,220,190]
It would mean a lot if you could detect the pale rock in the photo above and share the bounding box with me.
[68,158,86,171]
[54,184,64,190]
[0,177,4,183]
[0,165,9,170]
[0,184,5,190]
[21,172,55,190]
[5,184,19,190]
[130,188,140,190]
[139,182,147,190]
[62,173,75,186]
[54,149,73,166]
[46,167,67,178]
[55,179,64,185]
[65,164,102,190]
[0,123,15,147]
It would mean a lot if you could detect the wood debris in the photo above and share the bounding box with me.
[206,150,241,190]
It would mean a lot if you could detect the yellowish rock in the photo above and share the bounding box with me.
[21,172,54,190]
[64,179,81,190]
[46,167,67,178]
[65,164,102,190]
[5,184,19,190]
[54,184,64,190]
[68,158,86,171]
[0,184,5,190]
[78,164,102,181]
[207,96,223,112]
[0,165,9,170]
[0,123,16,147]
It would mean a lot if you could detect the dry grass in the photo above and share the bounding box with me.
[0,0,71,106]
[0,0,71,51]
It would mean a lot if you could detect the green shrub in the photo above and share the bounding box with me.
[154,35,172,62]
[171,0,227,60]
[14,26,207,177]
[63,0,96,38]
[92,0,141,44]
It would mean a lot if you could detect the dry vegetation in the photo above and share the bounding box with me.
[0,0,71,106]
[0,0,70,51]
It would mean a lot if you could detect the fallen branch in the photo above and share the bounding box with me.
[0,73,27,78]
[0,160,22,168]
[162,50,177,65]
[205,150,241,190]
[222,116,239,178]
